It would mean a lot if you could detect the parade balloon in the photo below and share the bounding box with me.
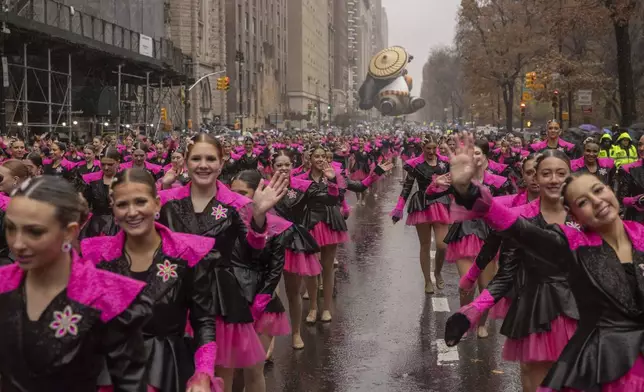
[358,46,426,117]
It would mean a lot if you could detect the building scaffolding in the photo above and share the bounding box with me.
[5,43,72,139]
[1,0,191,141]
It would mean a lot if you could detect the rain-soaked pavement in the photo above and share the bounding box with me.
[265,165,521,392]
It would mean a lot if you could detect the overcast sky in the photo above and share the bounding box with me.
[381,1,460,95]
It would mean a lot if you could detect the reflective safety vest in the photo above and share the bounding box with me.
[611,145,638,168]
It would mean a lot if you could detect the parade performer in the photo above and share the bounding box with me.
[120,143,164,180]
[529,121,576,157]
[570,137,615,187]
[159,149,191,190]
[449,150,579,391]
[157,133,288,392]
[442,139,511,338]
[82,168,223,392]
[391,136,450,294]
[229,170,291,392]
[76,144,101,176]
[0,175,152,391]
[79,148,122,239]
[445,132,644,392]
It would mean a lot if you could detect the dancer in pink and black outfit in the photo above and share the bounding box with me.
[82,168,224,392]
[157,133,288,392]
[444,133,644,392]
[391,136,450,294]
[442,139,511,338]
[0,175,151,392]
[448,150,579,391]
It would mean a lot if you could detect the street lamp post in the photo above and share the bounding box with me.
[236,51,245,133]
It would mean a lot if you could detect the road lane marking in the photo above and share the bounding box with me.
[431,297,450,312]
[436,339,459,365]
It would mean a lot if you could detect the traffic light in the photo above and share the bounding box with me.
[216,77,224,90]
[327,104,332,113]
[223,77,230,91]
[525,72,537,89]
[552,90,559,108]
[520,102,526,117]
[160,108,167,122]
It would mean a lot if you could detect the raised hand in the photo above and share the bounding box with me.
[378,160,394,173]
[253,172,288,215]
[162,169,177,187]
[444,132,475,195]
[433,173,452,189]
[322,162,336,180]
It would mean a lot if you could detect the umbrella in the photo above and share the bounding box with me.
[579,124,600,132]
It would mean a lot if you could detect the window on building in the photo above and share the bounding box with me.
[245,12,249,30]
[252,17,256,34]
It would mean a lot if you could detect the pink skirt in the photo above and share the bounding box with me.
[489,296,512,320]
[350,169,368,181]
[445,234,485,263]
[538,356,644,392]
[502,315,577,362]
[284,249,321,276]
[255,312,291,336]
[309,221,349,247]
[406,203,450,225]
[216,318,266,369]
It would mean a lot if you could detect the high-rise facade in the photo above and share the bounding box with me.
[332,0,348,117]
[348,0,373,114]
[371,0,383,55]
[167,0,227,126]
[381,7,389,49]
[225,0,288,129]
[287,0,330,128]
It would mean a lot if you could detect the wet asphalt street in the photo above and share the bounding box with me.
[265,166,521,392]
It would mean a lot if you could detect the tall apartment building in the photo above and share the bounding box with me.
[167,0,227,127]
[287,0,330,128]
[381,7,389,49]
[225,0,288,129]
[332,0,349,117]
[347,0,359,112]
[371,0,383,55]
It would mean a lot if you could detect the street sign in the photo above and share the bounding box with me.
[577,90,592,106]
[522,91,533,101]
[582,106,593,114]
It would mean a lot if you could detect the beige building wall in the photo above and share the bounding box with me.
[225,0,288,130]
[166,0,226,129]
[287,0,329,128]
[381,7,388,49]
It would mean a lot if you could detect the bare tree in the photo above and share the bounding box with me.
[456,0,549,131]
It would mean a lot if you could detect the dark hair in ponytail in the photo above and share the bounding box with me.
[535,149,570,170]
[231,170,263,190]
[11,175,87,226]
[111,168,157,198]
